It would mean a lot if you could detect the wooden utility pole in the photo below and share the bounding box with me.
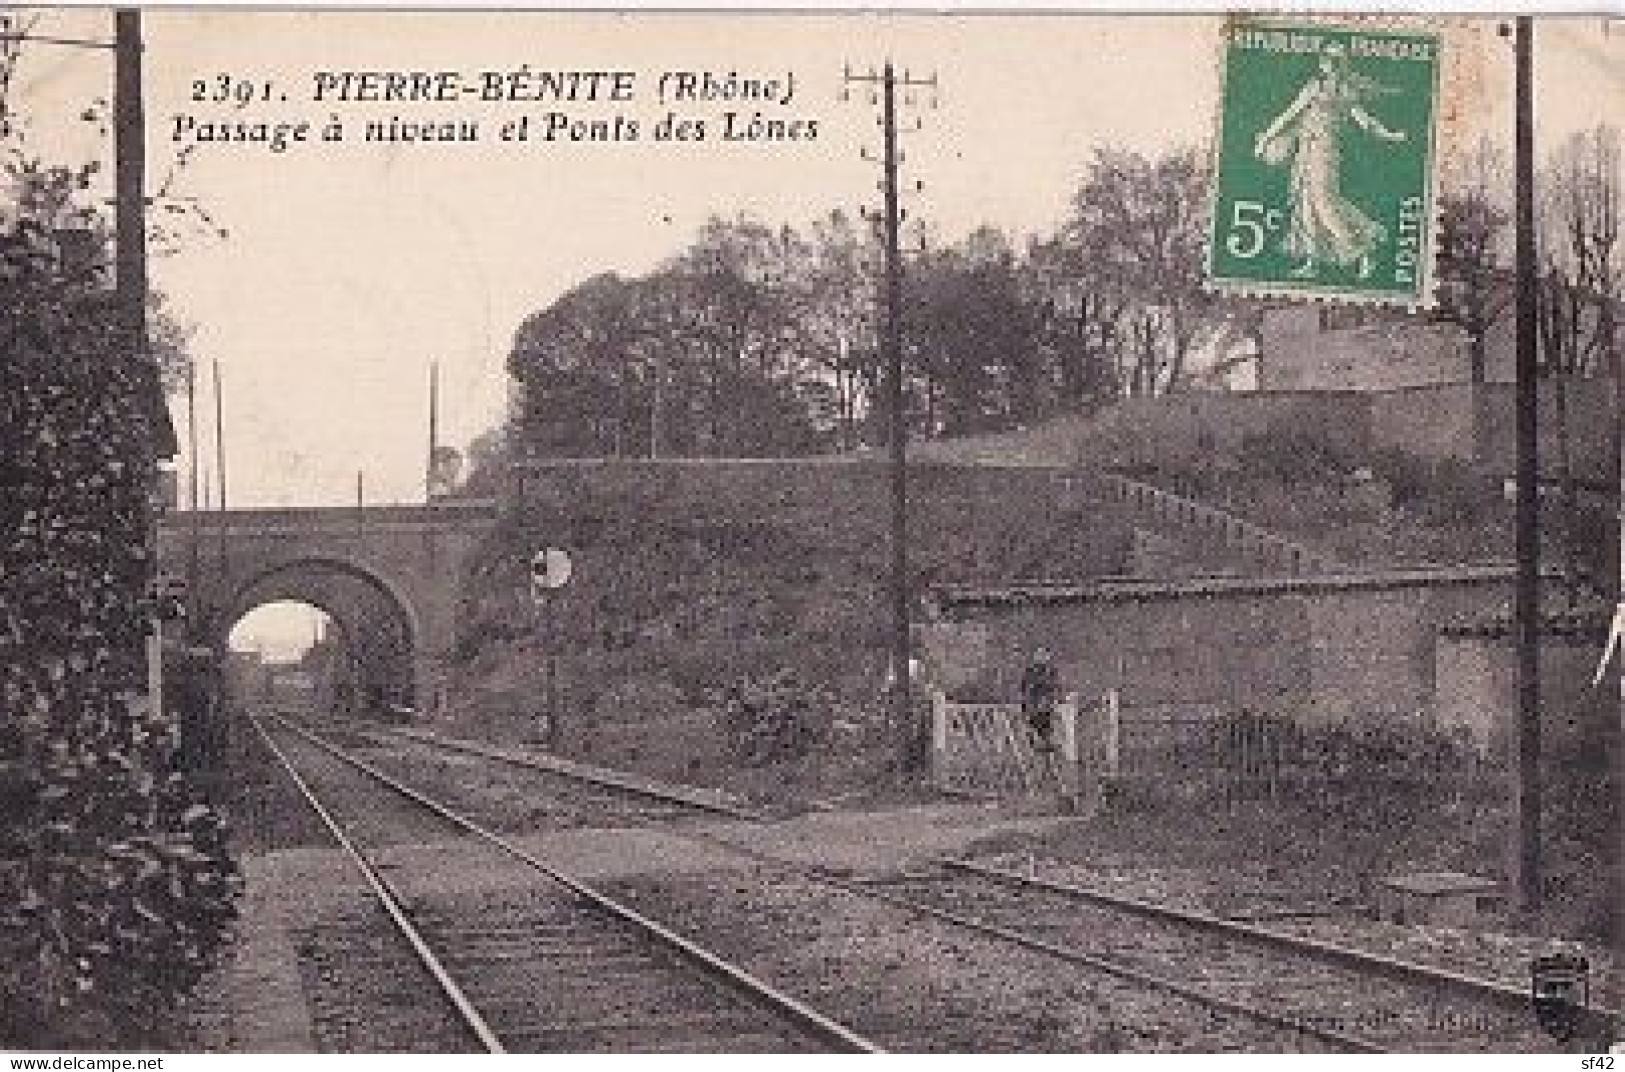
[1615,324,1624,962]
[843,60,937,771]
[187,361,200,593]
[213,359,228,591]
[114,10,145,372]
[1512,15,1543,912]
[115,10,162,718]
[427,360,439,502]
[213,359,227,513]
[881,61,908,766]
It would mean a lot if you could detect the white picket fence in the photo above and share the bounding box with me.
[930,690,1120,800]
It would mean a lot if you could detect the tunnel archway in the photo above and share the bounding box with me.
[218,557,419,712]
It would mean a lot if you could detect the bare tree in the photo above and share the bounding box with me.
[1542,127,1620,378]
[1437,137,1512,384]
[1537,124,1622,597]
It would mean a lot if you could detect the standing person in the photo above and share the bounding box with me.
[1021,648,1060,742]
[1020,647,1062,795]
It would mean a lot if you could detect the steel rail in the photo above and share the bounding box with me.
[383,724,765,820]
[410,716,1609,1051]
[348,722,1386,1051]
[825,869,1381,1052]
[942,858,1625,1030]
[247,714,507,1053]
[629,824,1382,1053]
[264,713,883,1055]
[308,717,1517,1051]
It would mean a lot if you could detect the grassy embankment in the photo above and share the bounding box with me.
[443,463,1130,806]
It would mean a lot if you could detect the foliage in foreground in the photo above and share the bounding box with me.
[714,670,835,767]
[0,140,241,1045]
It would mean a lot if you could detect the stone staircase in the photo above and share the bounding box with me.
[898,457,1337,580]
[1093,473,1338,576]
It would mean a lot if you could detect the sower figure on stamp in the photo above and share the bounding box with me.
[1019,646,1063,796]
[1253,41,1408,281]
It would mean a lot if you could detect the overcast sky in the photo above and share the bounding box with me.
[15,11,1624,519]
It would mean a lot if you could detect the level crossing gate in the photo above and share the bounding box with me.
[929,690,1122,802]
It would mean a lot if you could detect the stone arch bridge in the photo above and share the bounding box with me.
[155,500,496,712]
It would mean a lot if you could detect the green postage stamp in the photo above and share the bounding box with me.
[1207,21,1443,307]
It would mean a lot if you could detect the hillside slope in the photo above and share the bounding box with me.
[912,395,1595,572]
[440,389,1616,802]
[443,460,1138,796]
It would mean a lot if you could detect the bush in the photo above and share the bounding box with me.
[0,172,241,1045]
[1424,457,1495,526]
[1369,449,1496,525]
[0,717,242,1044]
[1369,448,1431,509]
[1173,712,1480,810]
[713,670,833,766]
[1238,429,1356,484]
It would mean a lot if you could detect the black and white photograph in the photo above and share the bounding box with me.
[0,7,1622,1055]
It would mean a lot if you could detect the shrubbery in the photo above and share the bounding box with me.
[714,670,833,766]
[0,712,242,1044]
[1238,429,1358,484]
[1123,711,1484,809]
[0,153,241,1045]
[1369,448,1496,525]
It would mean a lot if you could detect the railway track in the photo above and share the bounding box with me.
[263,715,1341,1050]
[270,714,1607,1052]
[859,860,1588,1052]
[324,718,761,828]
[250,711,880,1053]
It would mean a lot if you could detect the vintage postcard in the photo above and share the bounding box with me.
[1,7,1621,1057]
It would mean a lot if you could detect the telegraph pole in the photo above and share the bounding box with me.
[1615,341,1624,961]
[114,9,145,379]
[842,60,937,772]
[187,361,200,593]
[213,359,226,513]
[213,359,228,592]
[427,360,439,503]
[1512,15,1542,912]
[115,10,161,720]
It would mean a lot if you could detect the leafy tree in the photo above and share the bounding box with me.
[665,216,818,454]
[800,209,878,450]
[1062,146,1213,395]
[453,423,510,497]
[509,216,836,460]
[1019,234,1122,413]
[907,225,1039,436]
[509,272,647,457]
[498,145,1242,469]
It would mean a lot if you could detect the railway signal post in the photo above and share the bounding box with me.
[530,546,573,747]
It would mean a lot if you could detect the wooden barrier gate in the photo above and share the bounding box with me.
[930,691,1116,801]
